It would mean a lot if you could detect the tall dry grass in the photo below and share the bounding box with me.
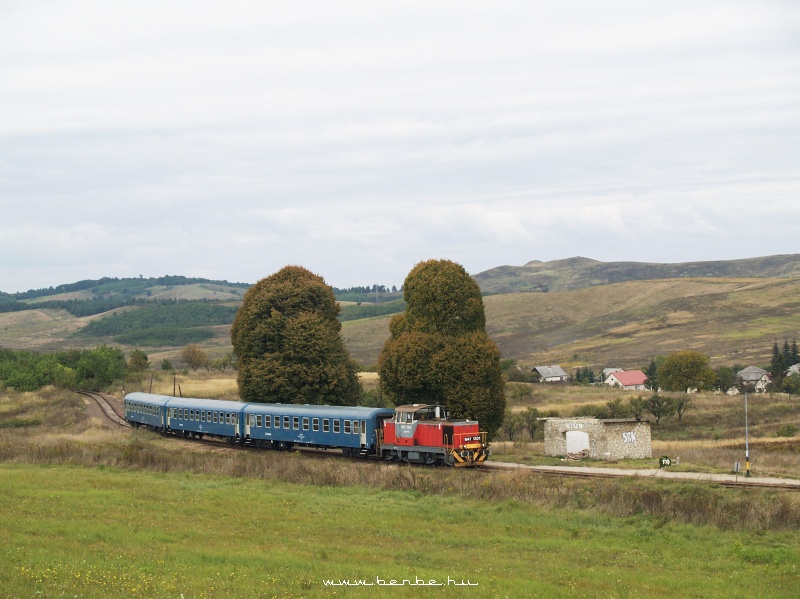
[2,430,799,532]
[3,384,800,532]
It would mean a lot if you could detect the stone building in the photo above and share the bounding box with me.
[543,417,652,460]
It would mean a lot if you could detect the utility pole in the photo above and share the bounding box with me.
[744,388,751,477]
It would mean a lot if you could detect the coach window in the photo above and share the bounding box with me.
[207,411,212,421]
[344,420,351,434]
[256,415,262,428]
[293,417,300,430]
[265,415,272,428]
[333,420,341,434]
[312,418,319,432]
[353,420,360,435]
[201,411,206,422]
[283,416,290,429]
[323,419,330,433]
[302,417,309,431]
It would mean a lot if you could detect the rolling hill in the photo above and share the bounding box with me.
[2,256,800,373]
[473,254,800,294]
[342,276,800,370]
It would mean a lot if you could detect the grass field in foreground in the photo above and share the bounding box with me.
[1,465,799,599]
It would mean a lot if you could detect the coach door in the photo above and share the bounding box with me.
[360,421,367,446]
[244,414,251,439]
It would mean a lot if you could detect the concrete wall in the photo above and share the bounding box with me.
[543,418,652,460]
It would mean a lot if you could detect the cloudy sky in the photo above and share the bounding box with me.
[2,1,798,293]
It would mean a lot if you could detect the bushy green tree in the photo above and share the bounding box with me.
[628,396,647,419]
[520,407,541,440]
[644,394,676,425]
[674,394,693,422]
[500,409,523,441]
[71,346,126,391]
[181,344,209,371]
[643,356,664,390]
[656,351,716,393]
[231,266,360,405]
[715,366,737,393]
[378,260,505,436]
[606,397,631,418]
[127,349,150,373]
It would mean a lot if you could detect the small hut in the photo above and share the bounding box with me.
[543,417,652,460]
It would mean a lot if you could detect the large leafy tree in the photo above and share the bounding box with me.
[231,266,360,405]
[656,350,716,393]
[378,259,505,436]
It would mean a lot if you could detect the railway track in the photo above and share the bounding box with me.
[84,393,800,490]
[483,461,800,491]
[77,391,130,428]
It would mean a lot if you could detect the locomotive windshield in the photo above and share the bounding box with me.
[394,404,449,423]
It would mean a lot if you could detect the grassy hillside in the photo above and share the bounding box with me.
[474,254,800,294]
[5,276,799,370]
[342,277,800,369]
[3,267,800,373]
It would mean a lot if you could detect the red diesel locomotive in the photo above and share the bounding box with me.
[378,404,490,467]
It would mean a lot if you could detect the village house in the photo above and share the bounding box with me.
[734,366,771,393]
[533,365,569,383]
[604,369,648,391]
[602,367,624,382]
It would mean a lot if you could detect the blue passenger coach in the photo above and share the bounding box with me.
[123,392,395,455]
[242,403,395,453]
[124,392,169,429]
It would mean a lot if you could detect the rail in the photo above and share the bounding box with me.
[77,391,130,428]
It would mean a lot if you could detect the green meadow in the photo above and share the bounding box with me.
[2,464,799,599]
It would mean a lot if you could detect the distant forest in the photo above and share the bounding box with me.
[6,275,250,300]
[332,285,403,303]
[0,277,405,337]
[73,302,237,346]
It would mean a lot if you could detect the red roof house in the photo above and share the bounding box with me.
[605,369,648,390]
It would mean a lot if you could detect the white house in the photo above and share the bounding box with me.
[736,366,771,392]
[605,369,648,391]
[534,365,569,383]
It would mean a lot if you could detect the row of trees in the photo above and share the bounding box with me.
[0,347,127,392]
[229,261,506,436]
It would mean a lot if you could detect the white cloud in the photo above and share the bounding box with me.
[1,1,799,292]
